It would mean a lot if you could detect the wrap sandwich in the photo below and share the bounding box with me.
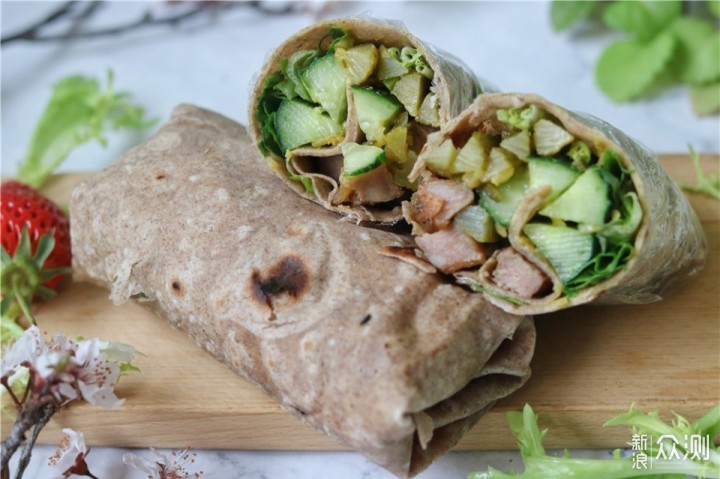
[399,92,707,314]
[69,104,535,477]
[248,17,484,223]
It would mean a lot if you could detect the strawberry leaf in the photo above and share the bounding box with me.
[602,0,682,41]
[550,1,598,32]
[596,32,676,102]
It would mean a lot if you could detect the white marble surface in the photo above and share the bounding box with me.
[2,1,718,478]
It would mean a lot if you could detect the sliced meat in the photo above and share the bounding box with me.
[415,227,489,274]
[492,247,551,298]
[407,178,474,233]
[378,246,437,274]
[332,164,404,205]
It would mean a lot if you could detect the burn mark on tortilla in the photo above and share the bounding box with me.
[360,314,372,326]
[155,173,166,181]
[250,255,309,319]
[170,280,184,296]
[288,404,308,417]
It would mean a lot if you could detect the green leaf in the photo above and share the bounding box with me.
[470,403,720,479]
[667,18,719,85]
[709,0,720,18]
[550,1,598,32]
[690,81,720,116]
[686,34,720,85]
[596,32,676,102]
[15,70,154,189]
[602,0,682,41]
[680,145,720,199]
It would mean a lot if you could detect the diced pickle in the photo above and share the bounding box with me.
[455,205,499,243]
[417,92,440,127]
[391,73,429,117]
[500,130,531,160]
[377,45,409,80]
[533,119,575,156]
[424,138,457,176]
[394,150,419,190]
[451,131,493,174]
[383,125,409,168]
[483,147,518,186]
[335,43,379,85]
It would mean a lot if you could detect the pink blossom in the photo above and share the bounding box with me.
[1,326,136,409]
[123,447,203,479]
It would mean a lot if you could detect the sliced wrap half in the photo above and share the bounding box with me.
[69,104,534,478]
[400,92,707,314]
[248,17,484,223]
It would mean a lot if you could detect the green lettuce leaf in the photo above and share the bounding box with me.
[15,71,154,189]
[469,404,720,479]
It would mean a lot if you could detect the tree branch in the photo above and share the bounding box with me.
[1,1,297,46]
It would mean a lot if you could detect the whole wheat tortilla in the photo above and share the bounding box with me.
[408,92,707,315]
[248,17,483,224]
[69,104,534,478]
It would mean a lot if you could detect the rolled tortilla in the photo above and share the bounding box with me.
[248,17,484,224]
[401,92,707,315]
[69,104,534,477]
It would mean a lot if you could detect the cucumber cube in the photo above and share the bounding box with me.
[539,167,610,226]
[351,86,403,143]
[523,223,595,283]
[528,157,580,204]
[275,100,344,153]
[479,166,530,227]
[302,54,348,123]
[342,142,386,176]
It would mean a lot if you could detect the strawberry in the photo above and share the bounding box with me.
[1,180,72,323]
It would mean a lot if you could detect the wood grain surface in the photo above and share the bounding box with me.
[2,154,718,450]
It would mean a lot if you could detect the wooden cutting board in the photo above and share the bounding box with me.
[2,154,719,450]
